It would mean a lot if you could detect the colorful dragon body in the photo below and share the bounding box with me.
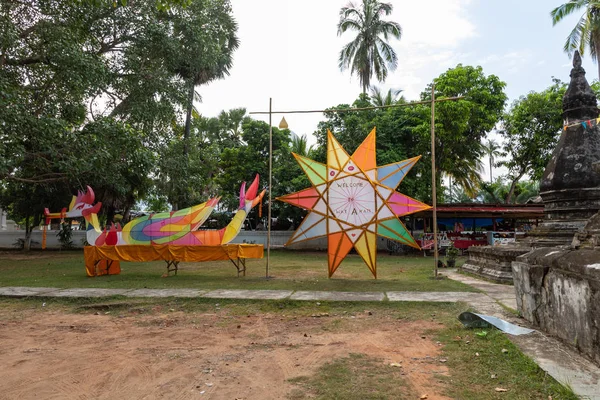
[50,175,265,247]
[191,175,265,245]
[113,197,220,246]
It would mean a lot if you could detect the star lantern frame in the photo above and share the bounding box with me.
[277,128,431,278]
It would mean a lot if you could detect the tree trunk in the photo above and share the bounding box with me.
[24,214,31,251]
[122,205,131,224]
[183,82,195,156]
[489,156,493,183]
[505,172,525,204]
[106,205,115,226]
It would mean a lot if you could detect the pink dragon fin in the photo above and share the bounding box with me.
[238,182,246,209]
[246,175,259,201]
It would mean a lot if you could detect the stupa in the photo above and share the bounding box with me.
[463,50,600,282]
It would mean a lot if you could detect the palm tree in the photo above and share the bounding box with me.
[338,0,402,93]
[175,5,240,156]
[446,156,484,199]
[447,183,476,203]
[218,108,247,145]
[515,181,540,204]
[482,139,500,182]
[551,1,600,80]
[478,181,504,204]
[291,134,314,157]
[369,86,403,106]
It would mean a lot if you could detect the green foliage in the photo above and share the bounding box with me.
[290,134,314,157]
[499,79,565,202]
[56,222,75,250]
[156,122,220,209]
[75,0,193,9]
[171,0,239,160]
[445,242,459,261]
[212,118,310,229]
[369,86,403,106]
[338,0,402,93]
[313,65,506,203]
[478,178,540,204]
[482,138,500,183]
[76,119,155,218]
[446,182,476,203]
[0,0,239,225]
[551,1,600,78]
[420,65,507,198]
[144,192,170,213]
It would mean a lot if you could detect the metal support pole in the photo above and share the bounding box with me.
[266,98,273,278]
[431,84,439,279]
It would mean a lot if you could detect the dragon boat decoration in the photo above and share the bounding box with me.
[43,175,265,248]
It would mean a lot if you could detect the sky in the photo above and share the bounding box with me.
[197,0,597,181]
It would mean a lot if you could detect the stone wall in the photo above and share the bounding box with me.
[461,246,530,283]
[513,248,600,366]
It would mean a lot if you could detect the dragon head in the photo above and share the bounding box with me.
[66,186,101,217]
[44,185,102,225]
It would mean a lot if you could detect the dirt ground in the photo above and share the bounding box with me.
[0,306,451,400]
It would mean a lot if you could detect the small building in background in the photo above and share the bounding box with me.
[408,203,544,250]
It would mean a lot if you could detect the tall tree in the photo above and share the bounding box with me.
[156,120,220,209]
[482,138,501,182]
[173,0,239,155]
[313,94,428,202]
[0,0,240,226]
[417,65,507,199]
[312,65,506,202]
[337,0,402,93]
[499,80,566,203]
[551,1,600,79]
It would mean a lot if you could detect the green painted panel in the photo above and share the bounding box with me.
[298,157,326,185]
[378,219,414,243]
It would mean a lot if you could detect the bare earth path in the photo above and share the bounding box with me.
[0,307,450,400]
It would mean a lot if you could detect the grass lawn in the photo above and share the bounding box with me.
[0,297,578,399]
[0,249,473,292]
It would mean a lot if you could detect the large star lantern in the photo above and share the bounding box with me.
[277,128,431,278]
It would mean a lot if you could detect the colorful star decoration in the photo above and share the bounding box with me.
[277,128,431,278]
